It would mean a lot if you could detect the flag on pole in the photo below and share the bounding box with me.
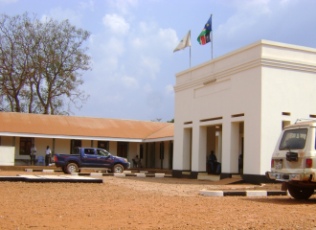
[197,15,212,45]
[173,30,191,52]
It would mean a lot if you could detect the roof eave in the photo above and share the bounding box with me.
[0,132,144,143]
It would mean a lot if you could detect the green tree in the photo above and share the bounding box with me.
[0,13,90,114]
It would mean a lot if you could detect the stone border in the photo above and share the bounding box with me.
[199,189,287,197]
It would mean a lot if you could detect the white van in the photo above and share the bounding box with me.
[266,119,316,200]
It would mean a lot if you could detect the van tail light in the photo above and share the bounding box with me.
[271,159,274,168]
[306,158,313,168]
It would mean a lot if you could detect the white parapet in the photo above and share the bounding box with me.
[25,169,33,172]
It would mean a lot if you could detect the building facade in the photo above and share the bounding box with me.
[173,40,316,183]
[0,112,174,169]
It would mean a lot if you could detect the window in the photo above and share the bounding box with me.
[140,144,144,159]
[84,148,95,155]
[160,142,164,160]
[279,128,307,150]
[98,141,109,150]
[20,137,33,155]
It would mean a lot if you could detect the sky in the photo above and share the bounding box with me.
[1,0,316,122]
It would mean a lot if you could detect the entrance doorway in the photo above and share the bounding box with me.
[117,142,128,158]
[206,125,222,174]
[231,122,244,174]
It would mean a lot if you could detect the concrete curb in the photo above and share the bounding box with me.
[0,175,103,183]
[199,189,287,197]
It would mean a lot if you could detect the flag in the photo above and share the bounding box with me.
[173,30,191,52]
[197,15,212,45]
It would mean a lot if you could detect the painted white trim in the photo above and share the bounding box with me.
[143,137,174,143]
[0,132,143,142]
[0,132,173,143]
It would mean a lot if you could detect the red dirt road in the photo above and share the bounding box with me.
[0,172,315,229]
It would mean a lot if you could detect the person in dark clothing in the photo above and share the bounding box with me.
[238,153,243,173]
[133,155,141,168]
[207,151,217,174]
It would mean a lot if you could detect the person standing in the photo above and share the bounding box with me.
[132,155,140,168]
[45,145,52,166]
[30,144,37,165]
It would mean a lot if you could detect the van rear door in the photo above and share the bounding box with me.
[273,128,308,173]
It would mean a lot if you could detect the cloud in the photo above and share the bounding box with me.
[165,84,174,96]
[103,93,124,104]
[105,37,125,57]
[107,0,138,15]
[130,21,178,55]
[143,84,152,94]
[79,0,95,11]
[71,1,177,120]
[0,0,17,4]
[158,28,178,52]
[102,14,130,35]
[121,75,139,89]
[139,56,161,79]
[41,8,82,26]
[219,0,272,38]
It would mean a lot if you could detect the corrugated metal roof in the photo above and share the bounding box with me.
[0,112,174,141]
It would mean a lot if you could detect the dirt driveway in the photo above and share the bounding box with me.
[0,172,315,229]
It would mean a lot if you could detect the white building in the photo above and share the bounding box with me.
[173,40,316,183]
[0,112,174,169]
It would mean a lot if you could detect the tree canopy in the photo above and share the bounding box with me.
[0,13,91,114]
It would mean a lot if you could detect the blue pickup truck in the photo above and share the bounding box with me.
[54,147,130,174]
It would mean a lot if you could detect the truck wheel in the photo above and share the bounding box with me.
[66,163,79,174]
[62,166,68,174]
[113,164,124,173]
[287,185,314,200]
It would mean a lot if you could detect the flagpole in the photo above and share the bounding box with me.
[189,30,192,67]
[189,46,191,67]
[211,31,213,60]
[211,14,213,60]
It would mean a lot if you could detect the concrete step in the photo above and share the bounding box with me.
[197,173,220,181]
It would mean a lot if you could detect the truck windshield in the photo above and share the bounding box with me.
[279,128,307,150]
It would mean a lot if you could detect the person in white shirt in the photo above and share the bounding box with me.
[45,145,52,166]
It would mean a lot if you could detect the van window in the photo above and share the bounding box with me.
[279,128,307,150]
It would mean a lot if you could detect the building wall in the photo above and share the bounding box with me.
[174,42,263,177]
[0,135,173,169]
[174,40,316,181]
[128,142,138,162]
[54,139,71,154]
[1,136,14,146]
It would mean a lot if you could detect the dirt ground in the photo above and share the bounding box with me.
[0,171,316,230]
